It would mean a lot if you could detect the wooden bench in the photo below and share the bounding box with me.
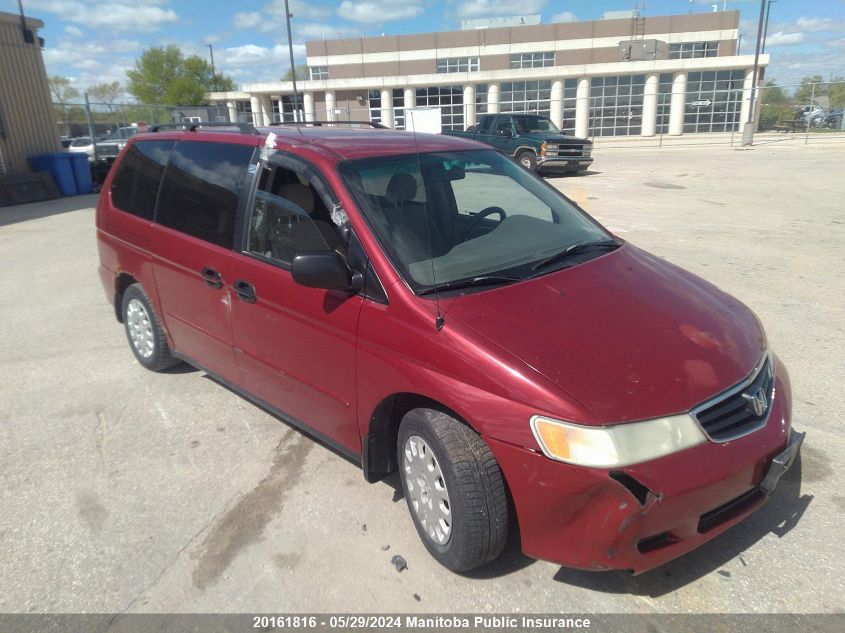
[773,118,806,133]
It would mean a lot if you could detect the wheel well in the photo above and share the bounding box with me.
[362,393,470,483]
[114,273,137,323]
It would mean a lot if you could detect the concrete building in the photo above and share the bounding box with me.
[0,11,59,175]
[209,10,768,138]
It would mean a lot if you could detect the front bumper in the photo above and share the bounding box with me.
[489,356,796,574]
[537,156,593,173]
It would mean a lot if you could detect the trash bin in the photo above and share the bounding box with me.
[68,152,93,194]
[28,153,77,196]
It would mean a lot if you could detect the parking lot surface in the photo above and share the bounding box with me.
[1,142,843,614]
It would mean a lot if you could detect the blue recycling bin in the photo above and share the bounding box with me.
[28,152,77,196]
[68,152,93,194]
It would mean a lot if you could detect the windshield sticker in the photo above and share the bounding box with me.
[330,203,348,227]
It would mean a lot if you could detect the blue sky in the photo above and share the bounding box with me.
[5,0,844,95]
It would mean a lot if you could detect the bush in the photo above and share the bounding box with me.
[759,104,794,130]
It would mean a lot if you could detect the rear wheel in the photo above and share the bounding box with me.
[516,150,537,173]
[398,408,508,572]
[121,284,179,371]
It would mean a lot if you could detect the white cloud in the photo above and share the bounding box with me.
[450,0,547,19]
[552,12,577,23]
[295,22,360,40]
[766,32,806,47]
[221,43,306,69]
[795,17,845,33]
[63,25,83,38]
[233,12,262,30]
[337,1,424,23]
[27,0,179,32]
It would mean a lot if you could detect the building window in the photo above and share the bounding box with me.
[272,97,305,122]
[509,51,555,69]
[415,85,464,130]
[562,79,578,134]
[499,81,552,116]
[669,42,719,59]
[437,57,480,73]
[309,66,328,80]
[683,70,744,133]
[656,73,673,134]
[589,75,646,137]
[368,89,406,130]
[235,100,252,124]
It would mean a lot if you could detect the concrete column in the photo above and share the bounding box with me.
[550,80,564,129]
[402,88,415,127]
[668,72,687,136]
[325,90,336,121]
[641,73,659,137]
[739,68,755,133]
[487,82,500,114]
[259,94,273,126]
[225,101,237,123]
[380,88,394,129]
[463,84,476,128]
[575,77,590,138]
[303,92,315,122]
[249,96,261,126]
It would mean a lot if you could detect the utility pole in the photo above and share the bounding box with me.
[206,44,216,91]
[284,0,300,121]
[742,0,767,146]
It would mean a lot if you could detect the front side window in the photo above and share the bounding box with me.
[246,164,343,267]
[340,150,609,293]
[156,141,255,248]
[111,139,174,220]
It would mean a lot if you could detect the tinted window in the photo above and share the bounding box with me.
[156,141,255,248]
[246,164,343,266]
[110,140,174,220]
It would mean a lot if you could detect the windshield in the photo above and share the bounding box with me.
[513,116,560,134]
[339,150,611,294]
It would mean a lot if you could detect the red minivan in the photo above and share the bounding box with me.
[96,123,803,574]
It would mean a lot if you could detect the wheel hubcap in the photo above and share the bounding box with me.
[403,435,452,545]
[126,299,155,359]
[521,157,531,168]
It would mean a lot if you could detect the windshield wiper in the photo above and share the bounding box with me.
[417,275,523,295]
[530,238,622,273]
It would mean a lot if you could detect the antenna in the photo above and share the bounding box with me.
[407,110,445,331]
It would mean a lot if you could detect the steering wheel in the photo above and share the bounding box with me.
[461,206,507,240]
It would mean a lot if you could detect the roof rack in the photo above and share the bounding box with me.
[148,122,260,135]
[269,120,388,129]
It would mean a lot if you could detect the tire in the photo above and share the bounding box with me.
[121,284,179,371]
[397,408,508,572]
[516,150,537,173]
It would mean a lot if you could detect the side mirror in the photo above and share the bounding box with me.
[291,251,362,291]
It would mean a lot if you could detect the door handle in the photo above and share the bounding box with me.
[233,279,257,303]
[200,267,223,289]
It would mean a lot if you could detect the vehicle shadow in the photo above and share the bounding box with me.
[0,194,99,227]
[552,454,812,597]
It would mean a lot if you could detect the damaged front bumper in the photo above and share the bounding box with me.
[487,360,797,574]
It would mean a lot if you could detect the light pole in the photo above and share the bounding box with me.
[206,44,216,91]
[761,0,777,53]
[742,0,767,145]
[284,0,300,121]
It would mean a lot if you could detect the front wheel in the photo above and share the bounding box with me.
[516,151,537,173]
[398,408,508,572]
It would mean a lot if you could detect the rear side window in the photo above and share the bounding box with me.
[110,140,174,220]
[156,141,255,248]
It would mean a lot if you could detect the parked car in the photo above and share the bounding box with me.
[445,113,592,175]
[822,107,844,129]
[69,127,143,161]
[68,136,95,160]
[97,123,802,574]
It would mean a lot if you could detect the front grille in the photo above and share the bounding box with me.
[692,354,774,442]
[545,144,584,157]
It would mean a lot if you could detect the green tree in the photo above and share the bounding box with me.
[762,80,787,105]
[828,76,845,109]
[282,64,309,81]
[88,81,124,112]
[126,45,236,106]
[49,76,80,136]
[793,75,824,104]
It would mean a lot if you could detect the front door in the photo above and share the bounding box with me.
[229,158,363,453]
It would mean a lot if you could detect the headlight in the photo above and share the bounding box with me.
[530,414,707,468]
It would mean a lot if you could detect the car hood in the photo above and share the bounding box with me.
[521,131,591,145]
[445,245,765,424]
